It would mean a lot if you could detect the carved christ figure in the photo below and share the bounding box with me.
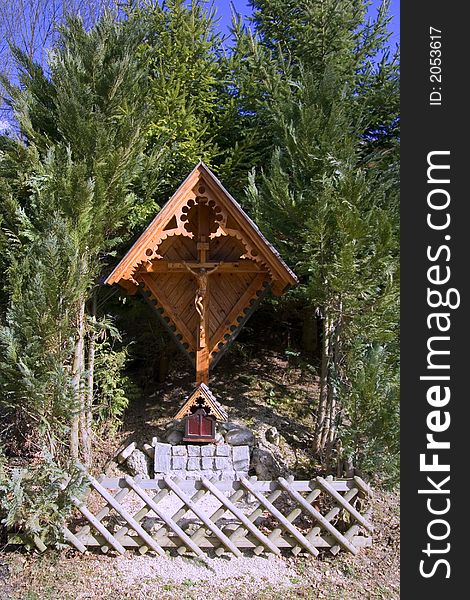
[183,262,221,347]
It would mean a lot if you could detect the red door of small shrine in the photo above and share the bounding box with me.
[183,409,216,442]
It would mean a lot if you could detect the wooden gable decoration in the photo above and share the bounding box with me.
[105,162,298,384]
[174,383,228,421]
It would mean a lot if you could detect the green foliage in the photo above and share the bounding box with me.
[93,340,139,431]
[0,449,88,545]
[236,0,399,478]
[0,13,157,459]
[133,0,223,197]
[340,344,400,486]
[0,212,87,457]
[132,0,266,200]
[2,13,159,236]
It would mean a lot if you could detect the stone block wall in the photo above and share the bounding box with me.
[154,442,250,480]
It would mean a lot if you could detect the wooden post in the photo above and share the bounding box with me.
[195,281,209,384]
[196,201,210,384]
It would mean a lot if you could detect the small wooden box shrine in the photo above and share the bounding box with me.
[175,383,228,444]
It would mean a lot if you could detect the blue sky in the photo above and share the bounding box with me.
[213,0,400,45]
[0,1,399,134]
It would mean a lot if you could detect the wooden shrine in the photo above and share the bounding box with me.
[174,383,228,443]
[105,162,297,386]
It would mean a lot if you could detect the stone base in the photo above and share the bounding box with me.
[154,443,250,480]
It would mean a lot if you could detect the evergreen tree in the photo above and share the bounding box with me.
[0,209,87,458]
[0,14,154,463]
[230,0,399,182]
[134,0,265,200]
[239,0,399,475]
[132,0,224,203]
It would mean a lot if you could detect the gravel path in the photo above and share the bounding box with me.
[115,553,297,590]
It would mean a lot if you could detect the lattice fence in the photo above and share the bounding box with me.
[10,475,373,558]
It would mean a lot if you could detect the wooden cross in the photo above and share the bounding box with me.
[106,164,298,388]
[141,256,266,385]
[138,201,268,384]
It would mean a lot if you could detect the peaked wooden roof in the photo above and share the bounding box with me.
[174,383,228,421]
[105,161,298,294]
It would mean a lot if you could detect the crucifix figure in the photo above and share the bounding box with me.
[183,262,221,348]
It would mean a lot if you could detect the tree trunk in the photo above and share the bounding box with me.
[83,290,97,467]
[319,325,336,456]
[313,313,332,455]
[314,299,345,459]
[302,310,318,354]
[158,351,170,383]
[321,380,336,453]
[326,299,343,450]
[70,300,85,460]
[318,299,344,462]
[343,456,355,478]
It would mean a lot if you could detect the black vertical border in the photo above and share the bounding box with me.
[401,2,467,596]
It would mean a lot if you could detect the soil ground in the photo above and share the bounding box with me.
[0,332,400,599]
